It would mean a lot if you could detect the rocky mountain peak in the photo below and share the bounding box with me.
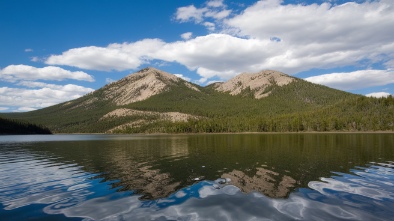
[101,67,199,106]
[214,70,295,99]
[131,67,180,83]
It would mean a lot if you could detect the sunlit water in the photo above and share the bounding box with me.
[0,134,393,220]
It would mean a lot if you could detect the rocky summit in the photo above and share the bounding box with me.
[101,67,200,105]
[214,70,295,99]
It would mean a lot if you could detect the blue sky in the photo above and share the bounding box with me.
[1,0,393,112]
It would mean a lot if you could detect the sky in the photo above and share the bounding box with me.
[1,0,394,112]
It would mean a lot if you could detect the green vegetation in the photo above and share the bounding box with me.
[1,76,393,134]
[0,117,52,134]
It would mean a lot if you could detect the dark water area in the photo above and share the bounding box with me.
[0,133,393,220]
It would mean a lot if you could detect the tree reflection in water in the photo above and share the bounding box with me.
[12,133,393,200]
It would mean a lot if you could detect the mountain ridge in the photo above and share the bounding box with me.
[214,70,295,99]
[1,67,393,133]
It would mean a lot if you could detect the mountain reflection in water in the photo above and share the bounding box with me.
[222,167,296,198]
[0,133,393,220]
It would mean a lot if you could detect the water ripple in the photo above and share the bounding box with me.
[1,135,394,221]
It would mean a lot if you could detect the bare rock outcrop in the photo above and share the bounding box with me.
[215,70,295,99]
[102,67,200,105]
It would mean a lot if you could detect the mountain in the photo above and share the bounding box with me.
[61,67,200,109]
[1,67,393,133]
[100,67,200,105]
[214,70,295,99]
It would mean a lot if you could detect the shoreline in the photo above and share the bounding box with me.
[55,131,394,135]
[3,131,393,136]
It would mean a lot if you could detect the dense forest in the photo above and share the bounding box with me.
[1,71,393,134]
[118,90,394,133]
[0,117,52,134]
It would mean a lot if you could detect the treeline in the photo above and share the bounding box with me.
[0,117,52,134]
[115,96,394,133]
[0,92,115,133]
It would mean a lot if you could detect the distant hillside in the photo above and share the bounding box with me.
[1,67,393,133]
[0,117,52,135]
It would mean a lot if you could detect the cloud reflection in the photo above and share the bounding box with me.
[1,148,394,220]
[1,135,394,220]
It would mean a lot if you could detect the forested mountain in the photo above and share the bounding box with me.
[1,67,393,133]
[0,117,52,134]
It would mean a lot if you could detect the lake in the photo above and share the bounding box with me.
[0,133,393,220]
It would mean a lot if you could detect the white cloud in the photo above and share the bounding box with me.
[175,5,207,23]
[195,66,238,81]
[24,48,33,52]
[205,8,231,20]
[31,56,40,62]
[16,81,94,92]
[46,39,165,71]
[105,78,115,84]
[304,70,394,90]
[226,0,392,41]
[45,34,273,78]
[365,92,391,98]
[0,107,9,111]
[206,80,222,85]
[0,83,94,111]
[43,0,394,87]
[223,0,394,71]
[198,77,208,84]
[174,0,231,24]
[203,22,216,31]
[17,107,37,112]
[174,74,191,82]
[0,65,94,82]
[181,32,193,40]
[207,0,224,8]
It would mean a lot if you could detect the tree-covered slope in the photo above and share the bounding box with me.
[0,117,52,134]
[127,78,356,118]
[0,68,203,133]
[1,68,392,133]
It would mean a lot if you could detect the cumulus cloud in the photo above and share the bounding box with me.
[304,70,394,90]
[365,92,392,98]
[203,22,216,31]
[174,0,231,24]
[45,34,273,78]
[207,0,224,8]
[174,74,191,82]
[43,0,394,86]
[175,5,207,23]
[226,0,394,42]
[181,32,193,40]
[0,83,94,111]
[17,107,37,112]
[224,0,394,69]
[205,8,231,20]
[0,65,94,82]
[31,57,41,62]
[46,39,164,71]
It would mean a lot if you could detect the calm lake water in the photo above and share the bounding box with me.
[0,133,393,220]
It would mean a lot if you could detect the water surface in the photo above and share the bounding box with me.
[0,133,393,220]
